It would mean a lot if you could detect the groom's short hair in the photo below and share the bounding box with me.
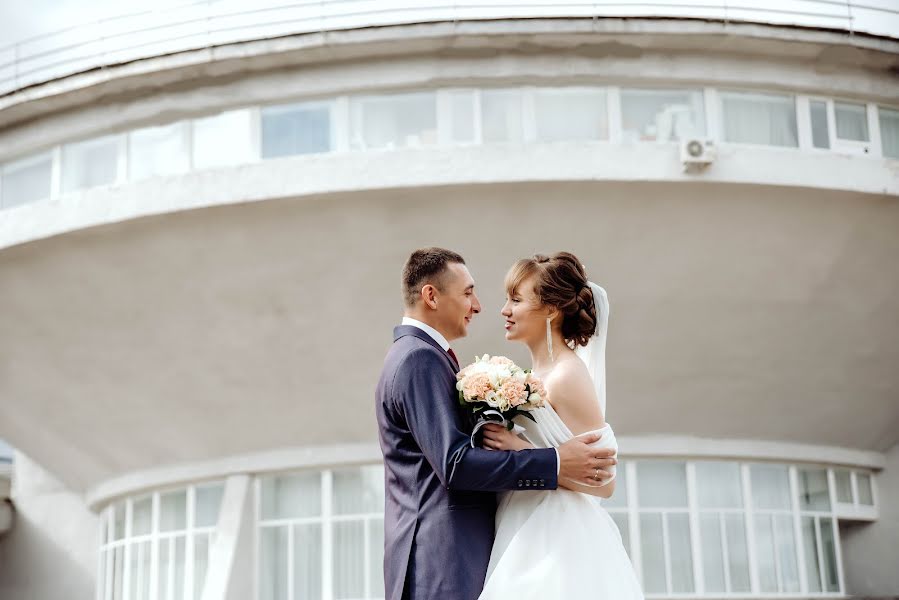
[402,247,466,307]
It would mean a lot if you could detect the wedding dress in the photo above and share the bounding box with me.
[478,283,643,600]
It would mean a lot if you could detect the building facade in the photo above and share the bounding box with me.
[0,2,898,599]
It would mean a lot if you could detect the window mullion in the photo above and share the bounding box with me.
[322,470,334,600]
[790,465,809,594]
[686,462,703,595]
[720,512,732,593]
[741,464,760,594]
[185,487,195,600]
[661,512,673,594]
[123,499,133,600]
[814,516,826,592]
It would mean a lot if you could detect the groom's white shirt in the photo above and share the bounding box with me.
[400,317,560,474]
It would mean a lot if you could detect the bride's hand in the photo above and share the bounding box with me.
[480,423,533,451]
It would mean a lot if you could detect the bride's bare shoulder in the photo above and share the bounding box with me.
[543,355,605,431]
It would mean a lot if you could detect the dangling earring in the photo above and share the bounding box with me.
[546,317,554,363]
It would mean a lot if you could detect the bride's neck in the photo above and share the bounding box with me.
[527,332,566,376]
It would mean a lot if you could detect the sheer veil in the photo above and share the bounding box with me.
[574,282,610,418]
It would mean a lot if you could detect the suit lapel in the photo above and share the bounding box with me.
[393,325,459,373]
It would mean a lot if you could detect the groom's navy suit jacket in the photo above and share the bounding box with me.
[376,325,558,600]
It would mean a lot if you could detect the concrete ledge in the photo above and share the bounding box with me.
[2,143,896,252]
[84,437,884,511]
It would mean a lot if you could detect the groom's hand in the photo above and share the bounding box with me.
[558,433,617,487]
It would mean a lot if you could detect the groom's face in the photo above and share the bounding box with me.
[435,262,481,341]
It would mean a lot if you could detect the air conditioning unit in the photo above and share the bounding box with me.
[680,138,716,172]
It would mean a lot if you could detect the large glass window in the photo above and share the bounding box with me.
[879,106,899,159]
[99,481,224,600]
[621,88,704,142]
[262,102,333,158]
[534,87,608,142]
[129,122,189,181]
[749,464,800,593]
[636,461,694,594]
[695,461,751,593]
[192,109,255,169]
[721,91,798,147]
[1,153,52,208]
[447,90,477,145]
[62,135,119,193]
[258,465,385,600]
[480,89,524,143]
[350,93,437,150]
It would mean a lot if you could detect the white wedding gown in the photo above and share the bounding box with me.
[478,404,643,599]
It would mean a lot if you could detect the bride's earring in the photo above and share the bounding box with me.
[546,317,554,363]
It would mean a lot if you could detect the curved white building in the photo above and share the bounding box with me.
[0,2,897,599]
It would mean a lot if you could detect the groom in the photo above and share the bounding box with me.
[376,247,617,600]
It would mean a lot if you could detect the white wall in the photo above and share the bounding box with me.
[0,453,98,600]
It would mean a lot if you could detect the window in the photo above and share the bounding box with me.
[0,152,52,208]
[879,106,899,159]
[749,464,800,592]
[534,87,608,141]
[350,92,437,150]
[446,90,477,144]
[721,91,798,147]
[99,482,224,600]
[480,89,524,143]
[62,135,119,193]
[636,461,694,594]
[258,465,385,600]
[262,102,333,158]
[810,100,830,149]
[621,88,704,142]
[834,102,869,142]
[129,122,189,181]
[695,462,751,593]
[192,109,254,169]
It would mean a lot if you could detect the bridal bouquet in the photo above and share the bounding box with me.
[456,354,546,448]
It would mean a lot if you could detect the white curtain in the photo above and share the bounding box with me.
[834,102,868,141]
[129,122,188,180]
[879,107,899,158]
[1,154,52,207]
[534,88,608,141]
[62,135,118,192]
[621,89,704,142]
[333,521,365,599]
[721,92,798,147]
[295,523,323,600]
[192,109,254,169]
[353,93,437,150]
[481,89,524,143]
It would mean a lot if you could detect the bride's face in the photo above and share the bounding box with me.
[501,276,553,344]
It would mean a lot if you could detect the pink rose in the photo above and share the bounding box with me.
[500,379,528,407]
[526,375,546,399]
[461,372,492,401]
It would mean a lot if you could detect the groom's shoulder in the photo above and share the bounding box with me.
[388,335,445,371]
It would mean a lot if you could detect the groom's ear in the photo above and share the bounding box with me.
[421,284,439,310]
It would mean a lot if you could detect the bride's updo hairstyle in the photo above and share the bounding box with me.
[505,252,597,348]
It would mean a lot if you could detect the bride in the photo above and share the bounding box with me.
[477,252,643,599]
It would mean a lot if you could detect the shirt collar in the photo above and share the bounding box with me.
[401,317,450,351]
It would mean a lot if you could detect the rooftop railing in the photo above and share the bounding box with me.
[0,0,898,97]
